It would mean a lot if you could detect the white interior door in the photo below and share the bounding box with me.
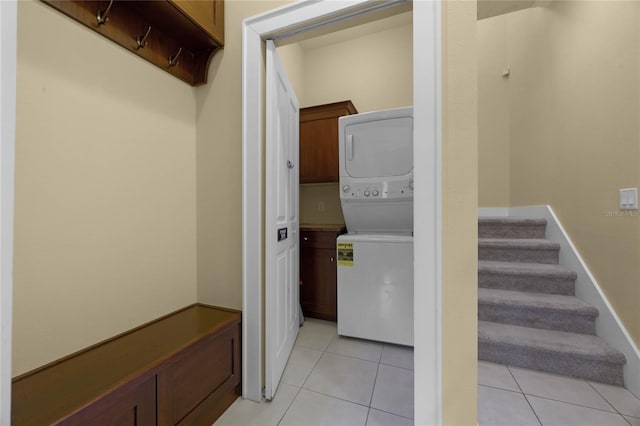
[265,39,300,400]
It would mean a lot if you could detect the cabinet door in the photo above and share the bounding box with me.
[300,118,339,183]
[157,325,240,425]
[58,376,156,426]
[171,0,224,44]
[300,246,337,321]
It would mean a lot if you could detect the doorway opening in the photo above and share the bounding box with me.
[242,1,442,424]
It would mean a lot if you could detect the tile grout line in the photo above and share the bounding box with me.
[364,351,381,426]
[302,387,374,409]
[368,362,382,408]
[524,393,629,416]
[292,325,415,424]
[298,387,415,421]
[279,325,332,425]
[478,383,524,394]
[586,381,624,415]
[276,384,304,426]
[368,407,415,421]
[506,365,543,426]
[299,342,327,390]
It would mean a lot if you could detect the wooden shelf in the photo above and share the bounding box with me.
[42,0,224,86]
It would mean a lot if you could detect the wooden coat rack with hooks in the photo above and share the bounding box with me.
[42,0,224,86]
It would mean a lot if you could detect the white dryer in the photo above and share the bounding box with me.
[339,107,414,234]
[337,107,414,346]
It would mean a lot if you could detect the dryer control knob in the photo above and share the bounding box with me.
[342,185,350,193]
[372,189,379,196]
[364,190,370,197]
[409,181,414,190]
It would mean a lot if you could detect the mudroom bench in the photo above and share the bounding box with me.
[12,304,241,426]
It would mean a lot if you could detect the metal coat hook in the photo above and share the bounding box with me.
[96,0,113,25]
[169,47,182,67]
[136,26,152,50]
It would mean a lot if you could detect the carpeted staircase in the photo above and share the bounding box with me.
[478,217,626,385]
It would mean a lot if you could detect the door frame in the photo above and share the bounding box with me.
[0,1,17,423]
[241,0,442,423]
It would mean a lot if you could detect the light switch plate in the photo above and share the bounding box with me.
[619,188,638,210]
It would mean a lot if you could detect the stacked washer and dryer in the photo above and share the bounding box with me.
[336,107,414,347]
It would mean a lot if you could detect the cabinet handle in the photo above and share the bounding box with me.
[330,256,334,262]
[303,237,308,241]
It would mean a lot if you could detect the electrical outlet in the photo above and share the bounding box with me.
[619,188,638,210]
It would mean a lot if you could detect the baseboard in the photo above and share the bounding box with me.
[478,207,509,217]
[508,205,640,397]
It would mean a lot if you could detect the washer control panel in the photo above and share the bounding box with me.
[341,179,413,200]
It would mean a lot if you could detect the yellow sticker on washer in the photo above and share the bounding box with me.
[337,242,354,266]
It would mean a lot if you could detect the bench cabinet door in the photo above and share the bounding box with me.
[58,375,156,426]
[157,325,241,425]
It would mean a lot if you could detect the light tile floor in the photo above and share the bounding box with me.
[215,319,640,426]
[478,361,640,426]
[215,319,413,426]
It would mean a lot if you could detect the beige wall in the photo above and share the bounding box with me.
[302,23,413,112]
[299,183,345,225]
[196,1,292,309]
[442,1,478,424]
[478,16,510,207]
[479,2,640,345]
[13,1,197,375]
[297,22,413,224]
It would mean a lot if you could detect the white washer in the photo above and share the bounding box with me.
[337,234,413,346]
[337,107,414,346]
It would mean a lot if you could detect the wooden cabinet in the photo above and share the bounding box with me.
[58,375,157,426]
[300,101,358,183]
[170,0,224,44]
[12,304,241,426]
[158,324,240,425]
[300,226,346,321]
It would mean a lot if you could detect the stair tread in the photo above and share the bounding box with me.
[478,321,626,364]
[478,238,560,250]
[479,260,577,279]
[478,288,598,316]
[479,217,547,225]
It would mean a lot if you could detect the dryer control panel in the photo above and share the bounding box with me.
[340,178,413,201]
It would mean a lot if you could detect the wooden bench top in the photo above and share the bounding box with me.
[12,304,241,425]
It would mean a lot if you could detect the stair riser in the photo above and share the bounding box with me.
[479,341,624,386]
[479,224,546,239]
[479,247,559,264]
[479,273,575,295]
[478,304,596,334]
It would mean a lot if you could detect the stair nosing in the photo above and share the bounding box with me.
[478,260,577,279]
[478,321,626,364]
[478,288,599,316]
[479,218,547,225]
[478,238,560,250]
